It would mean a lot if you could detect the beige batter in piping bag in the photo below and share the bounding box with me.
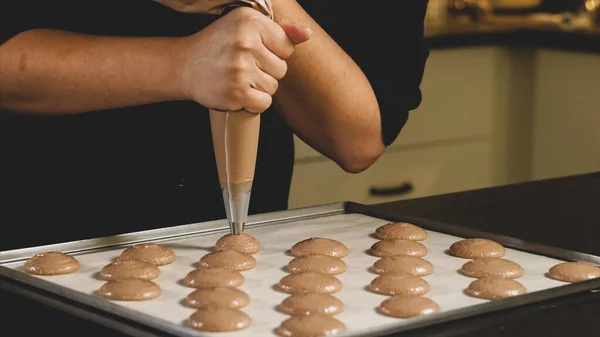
[209,0,274,235]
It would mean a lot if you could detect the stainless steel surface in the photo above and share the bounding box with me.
[0,203,342,264]
[221,186,252,235]
[1,202,599,337]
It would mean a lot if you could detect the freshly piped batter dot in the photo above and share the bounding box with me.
[100,260,160,281]
[186,308,251,332]
[198,251,256,271]
[186,287,250,309]
[370,239,427,257]
[215,233,261,254]
[369,275,431,296]
[287,255,347,275]
[548,262,600,283]
[290,237,348,258]
[461,258,524,279]
[184,268,245,288]
[372,256,433,276]
[278,272,342,294]
[375,222,427,241]
[279,293,344,316]
[465,276,527,300]
[99,279,161,301]
[119,243,176,266]
[23,252,80,276]
[449,238,505,259]
[277,314,346,337]
[378,295,440,318]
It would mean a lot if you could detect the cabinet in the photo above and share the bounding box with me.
[531,50,600,179]
[290,141,492,208]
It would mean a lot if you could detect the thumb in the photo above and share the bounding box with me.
[278,19,312,45]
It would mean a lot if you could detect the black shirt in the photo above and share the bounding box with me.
[0,0,429,249]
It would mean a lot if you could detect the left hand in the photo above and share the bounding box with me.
[154,0,311,45]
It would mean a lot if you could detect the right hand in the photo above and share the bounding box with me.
[177,7,311,113]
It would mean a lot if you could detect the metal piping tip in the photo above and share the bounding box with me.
[221,184,252,236]
[230,222,244,235]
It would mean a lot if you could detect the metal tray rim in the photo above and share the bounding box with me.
[0,202,346,264]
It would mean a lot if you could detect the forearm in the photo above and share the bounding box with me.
[271,0,384,173]
[0,29,186,115]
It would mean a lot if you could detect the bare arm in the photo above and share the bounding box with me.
[0,29,185,115]
[271,0,385,173]
[0,8,304,116]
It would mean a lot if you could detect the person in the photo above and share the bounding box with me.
[0,0,430,250]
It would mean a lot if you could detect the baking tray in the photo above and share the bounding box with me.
[1,202,599,337]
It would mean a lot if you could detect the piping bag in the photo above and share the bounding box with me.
[209,0,274,235]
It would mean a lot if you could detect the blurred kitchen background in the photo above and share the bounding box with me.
[289,0,600,208]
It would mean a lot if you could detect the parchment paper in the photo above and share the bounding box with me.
[3,213,572,336]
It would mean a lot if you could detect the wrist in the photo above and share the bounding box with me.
[166,36,194,102]
[270,0,299,23]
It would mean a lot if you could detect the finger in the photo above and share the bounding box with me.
[242,88,273,113]
[278,19,313,45]
[254,45,288,80]
[258,19,296,60]
[252,69,279,96]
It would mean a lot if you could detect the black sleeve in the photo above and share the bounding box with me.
[297,0,430,146]
[0,1,95,44]
[0,2,44,44]
[0,1,108,45]
[0,1,199,45]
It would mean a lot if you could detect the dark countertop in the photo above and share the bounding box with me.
[375,172,600,337]
[1,172,599,336]
[425,15,600,53]
[377,172,600,256]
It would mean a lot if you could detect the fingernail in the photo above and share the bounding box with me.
[294,23,311,34]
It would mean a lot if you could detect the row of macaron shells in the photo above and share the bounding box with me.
[23,245,174,300]
[98,243,175,300]
[275,238,350,336]
[449,237,600,298]
[449,238,529,300]
[368,222,441,318]
[182,233,261,332]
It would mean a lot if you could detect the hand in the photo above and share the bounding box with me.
[176,7,311,113]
